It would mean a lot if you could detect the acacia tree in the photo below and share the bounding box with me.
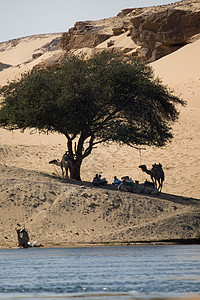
[0,51,184,180]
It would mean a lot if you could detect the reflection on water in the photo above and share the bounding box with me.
[0,245,200,299]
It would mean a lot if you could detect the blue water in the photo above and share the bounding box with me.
[0,245,200,300]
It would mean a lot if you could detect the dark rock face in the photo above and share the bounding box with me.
[61,21,111,51]
[0,62,12,71]
[39,37,61,52]
[130,5,200,61]
[61,32,111,51]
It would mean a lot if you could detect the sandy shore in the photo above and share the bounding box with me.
[0,162,199,249]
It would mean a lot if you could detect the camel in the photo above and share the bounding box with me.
[139,163,165,192]
[49,152,72,179]
[119,182,159,195]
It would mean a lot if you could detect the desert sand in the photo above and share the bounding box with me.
[0,31,199,248]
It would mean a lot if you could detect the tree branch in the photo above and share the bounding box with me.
[127,143,146,151]
[91,95,136,135]
[82,135,95,159]
[65,133,75,162]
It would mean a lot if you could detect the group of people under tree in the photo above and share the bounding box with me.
[92,174,108,186]
[92,174,133,187]
[92,162,165,193]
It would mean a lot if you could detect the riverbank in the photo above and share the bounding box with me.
[0,164,199,249]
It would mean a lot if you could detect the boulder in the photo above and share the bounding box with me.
[32,52,42,59]
[112,27,124,36]
[107,40,115,47]
[117,8,134,16]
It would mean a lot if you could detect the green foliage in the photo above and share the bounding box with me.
[0,50,185,153]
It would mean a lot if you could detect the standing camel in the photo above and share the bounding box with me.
[139,163,165,192]
[49,152,72,179]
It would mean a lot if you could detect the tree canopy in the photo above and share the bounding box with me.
[0,51,185,180]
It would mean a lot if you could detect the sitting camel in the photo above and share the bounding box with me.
[139,163,165,192]
[119,181,159,195]
[49,152,72,179]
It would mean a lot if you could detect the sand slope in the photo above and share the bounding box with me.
[0,34,62,86]
[0,164,199,248]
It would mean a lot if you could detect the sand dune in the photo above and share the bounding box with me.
[152,38,200,83]
[0,34,62,65]
[0,34,62,86]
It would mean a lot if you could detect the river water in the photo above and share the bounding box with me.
[0,245,200,300]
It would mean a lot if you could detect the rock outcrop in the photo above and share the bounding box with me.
[61,31,111,51]
[130,0,200,61]
[3,0,199,72]
[60,19,125,51]
[60,0,200,62]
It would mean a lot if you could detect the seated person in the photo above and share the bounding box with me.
[16,228,29,248]
[99,174,107,185]
[93,174,101,186]
[113,176,122,187]
[122,176,134,186]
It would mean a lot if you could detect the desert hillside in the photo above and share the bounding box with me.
[0,0,200,248]
[0,33,62,86]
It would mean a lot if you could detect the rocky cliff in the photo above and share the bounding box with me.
[130,0,200,61]
[1,0,200,74]
[60,0,200,62]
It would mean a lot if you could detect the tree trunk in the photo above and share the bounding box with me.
[70,160,82,181]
